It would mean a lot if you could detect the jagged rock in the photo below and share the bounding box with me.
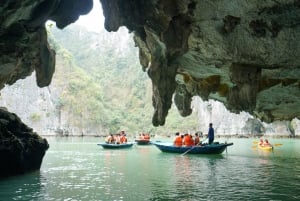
[0,0,92,176]
[0,107,49,177]
[0,0,299,128]
[100,0,300,125]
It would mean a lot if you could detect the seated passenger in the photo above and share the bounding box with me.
[258,139,264,146]
[144,133,150,140]
[115,134,121,144]
[120,134,127,144]
[183,133,195,147]
[105,134,115,144]
[194,133,200,145]
[173,132,182,147]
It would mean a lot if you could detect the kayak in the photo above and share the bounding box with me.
[97,142,134,149]
[135,139,151,145]
[153,142,233,154]
[258,144,273,151]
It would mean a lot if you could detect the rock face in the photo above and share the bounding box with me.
[100,0,300,126]
[0,108,49,177]
[0,0,92,176]
[0,0,299,127]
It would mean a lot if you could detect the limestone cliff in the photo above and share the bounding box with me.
[100,0,300,126]
[0,0,299,125]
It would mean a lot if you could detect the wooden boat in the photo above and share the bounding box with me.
[135,139,151,145]
[258,144,273,151]
[97,142,134,149]
[153,142,233,154]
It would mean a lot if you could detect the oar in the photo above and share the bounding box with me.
[181,146,196,156]
[181,139,205,156]
[274,143,283,146]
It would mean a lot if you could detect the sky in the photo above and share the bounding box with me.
[75,0,105,33]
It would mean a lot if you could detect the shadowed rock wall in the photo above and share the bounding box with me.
[0,0,92,177]
[0,107,49,177]
[0,0,299,127]
[100,0,300,125]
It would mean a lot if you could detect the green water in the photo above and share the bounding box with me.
[0,137,300,201]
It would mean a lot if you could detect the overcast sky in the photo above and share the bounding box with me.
[75,0,105,33]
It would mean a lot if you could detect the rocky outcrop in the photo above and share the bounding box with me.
[100,0,300,126]
[0,0,92,176]
[0,0,299,128]
[0,108,49,177]
[0,0,92,90]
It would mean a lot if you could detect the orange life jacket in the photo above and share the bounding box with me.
[183,135,194,146]
[174,136,183,146]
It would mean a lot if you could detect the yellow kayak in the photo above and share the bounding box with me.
[258,144,273,151]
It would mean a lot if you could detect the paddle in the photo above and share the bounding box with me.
[274,143,283,146]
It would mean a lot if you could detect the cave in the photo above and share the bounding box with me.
[0,0,299,176]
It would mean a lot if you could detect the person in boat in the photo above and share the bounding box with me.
[183,133,195,147]
[194,133,200,145]
[120,133,127,144]
[258,139,264,146]
[115,134,121,144]
[173,132,183,147]
[144,133,150,140]
[263,139,272,146]
[105,134,115,144]
[208,123,214,144]
[138,133,145,139]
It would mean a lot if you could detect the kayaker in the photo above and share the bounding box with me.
[258,139,264,146]
[263,139,271,146]
[208,123,214,144]
[173,132,183,147]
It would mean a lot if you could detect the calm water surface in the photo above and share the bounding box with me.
[0,137,300,201]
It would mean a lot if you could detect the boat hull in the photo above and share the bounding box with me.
[258,145,273,151]
[153,142,233,154]
[97,143,134,149]
[135,139,151,145]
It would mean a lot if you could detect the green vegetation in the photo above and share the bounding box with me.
[30,113,41,121]
[47,25,199,135]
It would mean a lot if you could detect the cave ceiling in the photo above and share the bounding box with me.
[0,0,299,126]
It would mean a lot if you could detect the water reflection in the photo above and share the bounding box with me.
[1,137,300,200]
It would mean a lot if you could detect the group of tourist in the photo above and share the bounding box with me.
[105,131,128,144]
[258,138,272,146]
[173,123,215,147]
[173,132,200,147]
[137,133,151,140]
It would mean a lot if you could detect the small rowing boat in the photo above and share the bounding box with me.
[153,142,233,154]
[135,139,151,145]
[97,142,134,149]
